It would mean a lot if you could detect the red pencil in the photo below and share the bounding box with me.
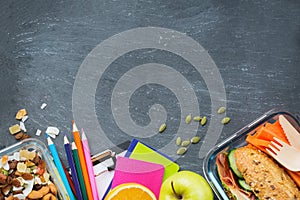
[60,157,77,198]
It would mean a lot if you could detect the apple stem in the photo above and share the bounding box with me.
[171,181,182,199]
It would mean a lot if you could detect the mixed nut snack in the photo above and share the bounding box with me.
[0,149,58,200]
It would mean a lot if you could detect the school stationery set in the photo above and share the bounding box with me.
[46,122,180,200]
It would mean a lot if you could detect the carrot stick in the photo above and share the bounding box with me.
[246,135,270,148]
[245,135,269,153]
[255,126,289,144]
[264,121,289,143]
[265,120,282,133]
[246,120,289,151]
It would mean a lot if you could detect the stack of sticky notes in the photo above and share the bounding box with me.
[125,139,180,181]
[111,156,164,199]
[105,138,180,199]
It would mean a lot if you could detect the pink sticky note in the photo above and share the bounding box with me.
[111,156,164,199]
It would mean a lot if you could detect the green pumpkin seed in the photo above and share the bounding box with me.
[159,123,166,133]
[181,140,191,147]
[200,116,207,126]
[193,116,202,121]
[176,137,182,146]
[185,114,192,124]
[191,136,201,144]
[218,106,226,114]
[222,117,231,125]
[177,147,187,155]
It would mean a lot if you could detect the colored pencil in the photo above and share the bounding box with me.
[46,132,76,197]
[47,136,76,200]
[81,129,99,200]
[72,121,93,200]
[49,156,70,198]
[60,157,77,197]
[72,142,89,200]
[64,135,83,200]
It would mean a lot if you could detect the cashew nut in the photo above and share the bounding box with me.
[48,182,57,196]
[38,186,50,196]
[42,193,57,200]
[28,190,43,199]
[27,186,50,199]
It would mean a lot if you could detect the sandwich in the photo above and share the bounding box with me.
[216,145,300,200]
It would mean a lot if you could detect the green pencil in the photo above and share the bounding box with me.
[72,142,89,200]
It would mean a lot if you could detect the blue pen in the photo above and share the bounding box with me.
[47,136,76,200]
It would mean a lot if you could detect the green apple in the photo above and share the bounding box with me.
[159,170,214,200]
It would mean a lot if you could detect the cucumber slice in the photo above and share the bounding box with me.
[238,179,252,191]
[228,149,243,178]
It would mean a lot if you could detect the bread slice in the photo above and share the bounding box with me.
[235,145,300,199]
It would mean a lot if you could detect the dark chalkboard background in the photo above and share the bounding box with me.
[0,0,299,180]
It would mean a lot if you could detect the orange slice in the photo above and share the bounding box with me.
[104,183,156,200]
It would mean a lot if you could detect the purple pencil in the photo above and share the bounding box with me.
[64,135,83,200]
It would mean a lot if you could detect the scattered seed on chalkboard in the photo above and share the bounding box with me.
[177,147,187,155]
[222,117,231,124]
[218,107,226,114]
[201,116,207,126]
[181,140,191,147]
[193,116,202,121]
[185,114,192,124]
[191,136,201,144]
[159,123,166,133]
[176,137,182,146]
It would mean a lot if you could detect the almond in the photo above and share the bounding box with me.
[22,173,33,180]
[11,178,21,187]
[1,184,12,195]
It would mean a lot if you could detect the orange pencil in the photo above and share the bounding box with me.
[72,121,93,200]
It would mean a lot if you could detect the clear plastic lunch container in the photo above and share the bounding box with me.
[0,138,69,200]
[203,109,300,200]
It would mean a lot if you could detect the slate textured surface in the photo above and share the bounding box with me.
[0,0,299,178]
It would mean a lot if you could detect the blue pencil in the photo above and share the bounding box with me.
[64,135,83,200]
[47,136,76,200]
